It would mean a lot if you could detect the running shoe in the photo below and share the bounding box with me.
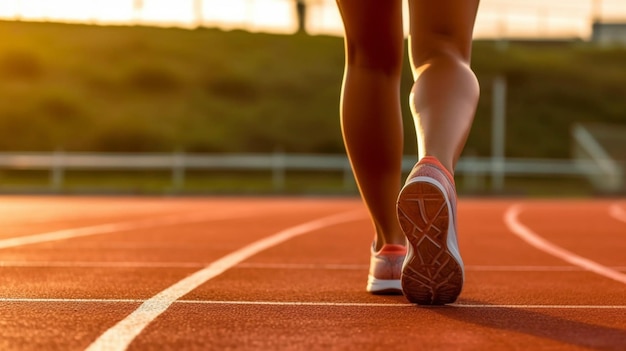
[396,156,464,305]
[366,243,406,294]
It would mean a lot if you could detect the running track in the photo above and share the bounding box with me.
[0,196,625,350]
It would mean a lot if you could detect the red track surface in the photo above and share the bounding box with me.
[0,196,625,350]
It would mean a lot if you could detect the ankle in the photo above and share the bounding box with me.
[373,233,406,251]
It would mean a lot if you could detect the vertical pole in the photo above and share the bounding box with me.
[272,148,286,192]
[51,149,64,193]
[172,151,185,193]
[295,0,307,34]
[462,152,481,194]
[491,76,507,192]
[343,159,355,192]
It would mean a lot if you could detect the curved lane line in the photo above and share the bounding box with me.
[609,203,626,224]
[85,210,365,351]
[504,204,626,285]
[0,211,250,250]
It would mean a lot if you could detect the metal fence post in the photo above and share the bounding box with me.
[491,75,507,192]
[172,151,185,192]
[272,148,286,192]
[51,149,64,192]
[462,154,484,193]
[343,160,355,192]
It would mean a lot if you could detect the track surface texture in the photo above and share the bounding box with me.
[0,196,625,350]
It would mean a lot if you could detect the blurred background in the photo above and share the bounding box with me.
[0,0,624,196]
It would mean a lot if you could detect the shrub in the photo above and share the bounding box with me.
[0,50,44,80]
[125,65,181,94]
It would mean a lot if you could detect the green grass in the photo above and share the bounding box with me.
[0,21,346,153]
[0,168,596,197]
[0,20,625,158]
[3,20,625,196]
[0,169,356,195]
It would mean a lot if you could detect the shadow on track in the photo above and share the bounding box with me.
[422,299,626,351]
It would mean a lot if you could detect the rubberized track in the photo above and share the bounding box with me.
[0,196,625,350]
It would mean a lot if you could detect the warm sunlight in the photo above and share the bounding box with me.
[0,0,625,38]
[203,0,295,33]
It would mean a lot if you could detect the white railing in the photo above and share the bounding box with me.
[571,123,624,192]
[0,151,614,193]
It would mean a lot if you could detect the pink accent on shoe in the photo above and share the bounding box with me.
[397,156,464,305]
[366,244,406,294]
[417,156,455,186]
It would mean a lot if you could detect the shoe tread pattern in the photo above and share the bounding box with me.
[397,164,463,305]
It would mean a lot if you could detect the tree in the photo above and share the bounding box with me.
[295,0,306,34]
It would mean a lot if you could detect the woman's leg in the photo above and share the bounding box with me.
[408,0,480,174]
[395,0,480,305]
[335,0,406,250]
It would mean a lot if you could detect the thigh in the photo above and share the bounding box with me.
[336,0,405,72]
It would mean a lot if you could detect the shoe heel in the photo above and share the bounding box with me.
[397,178,463,305]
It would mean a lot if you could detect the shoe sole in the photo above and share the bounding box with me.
[397,176,463,305]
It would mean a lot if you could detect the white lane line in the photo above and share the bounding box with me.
[239,262,367,270]
[609,203,626,224]
[0,261,368,270]
[0,210,250,250]
[466,265,626,272]
[0,261,209,268]
[504,204,626,285]
[0,298,144,303]
[85,210,365,351]
[176,300,626,309]
[2,298,626,309]
[450,304,626,309]
[238,263,626,272]
[3,261,626,272]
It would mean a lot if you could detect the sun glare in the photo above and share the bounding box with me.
[0,2,17,17]
[47,0,89,21]
[140,0,195,26]
[247,0,294,33]
[15,0,48,19]
[202,0,295,33]
[92,0,135,23]
[204,0,251,30]
[0,0,625,38]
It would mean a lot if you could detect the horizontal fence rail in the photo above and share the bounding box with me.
[0,151,618,193]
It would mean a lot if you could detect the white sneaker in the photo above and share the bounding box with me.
[366,243,406,294]
[396,156,464,305]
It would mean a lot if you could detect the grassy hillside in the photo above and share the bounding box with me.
[0,20,625,158]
